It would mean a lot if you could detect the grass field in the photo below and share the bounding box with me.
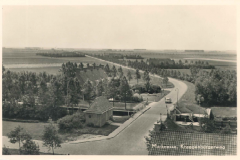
[140,51,236,60]
[2,121,54,140]
[3,56,105,65]
[2,148,62,155]
[177,81,203,109]
[2,120,119,142]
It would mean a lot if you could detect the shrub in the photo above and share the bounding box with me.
[2,146,11,155]
[57,111,85,132]
[131,96,143,102]
[20,139,40,155]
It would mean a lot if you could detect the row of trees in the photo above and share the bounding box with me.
[36,52,85,57]
[93,54,215,70]
[125,55,144,59]
[128,59,215,70]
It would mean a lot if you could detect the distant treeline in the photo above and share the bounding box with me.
[95,54,143,60]
[36,52,85,57]
[94,55,127,66]
[125,55,144,59]
[130,59,215,69]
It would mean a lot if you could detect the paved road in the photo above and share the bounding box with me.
[3,56,188,155]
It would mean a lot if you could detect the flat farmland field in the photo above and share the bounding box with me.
[3,57,70,64]
[3,56,100,64]
[3,54,109,74]
[140,51,236,60]
[6,67,61,75]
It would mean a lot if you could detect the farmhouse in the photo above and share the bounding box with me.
[170,104,212,126]
[84,96,113,127]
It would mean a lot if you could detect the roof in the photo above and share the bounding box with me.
[176,104,207,115]
[211,107,237,118]
[84,96,113,114]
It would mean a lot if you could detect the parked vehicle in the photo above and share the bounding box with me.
[165,97,172,103]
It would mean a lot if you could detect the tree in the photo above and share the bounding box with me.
[119,76,132,110]
[20,139,40,155]
[7,126,32,153]
[111,65,117,77]
[108,78,118,107]
[127,70,132,82]
[104,64,111,76]
[195,69,235,106]
[163,76,169,88]
[68,77,82,112]
[190,66,200,81]
[79,62,84,69]
[2,65,5,73]
[60,62,78,78]
[96,80,104,96]
[42,123,62,155]
[135,69,141,84]
[118,66,124,78]
[143,70,151,91]
[82,79,93,106]
[48,77,65,119]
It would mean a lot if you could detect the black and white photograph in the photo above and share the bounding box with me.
[1,2,238,156]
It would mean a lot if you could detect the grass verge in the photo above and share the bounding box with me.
[2,148,62,155]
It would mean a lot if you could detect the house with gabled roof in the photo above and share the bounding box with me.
[170,104,212,126]
[84,96,113,127]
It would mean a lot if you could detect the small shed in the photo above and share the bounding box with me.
[84,96,113,127]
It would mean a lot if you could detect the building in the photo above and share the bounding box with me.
[84,96,113,127]
[170,104,212,126]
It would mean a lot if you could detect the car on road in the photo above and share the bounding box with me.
[165,97,172,103]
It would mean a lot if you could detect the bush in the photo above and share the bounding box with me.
[57,111,85,132]
[131,96,143,102]
[20,139,40,155]
[2,146,11,155]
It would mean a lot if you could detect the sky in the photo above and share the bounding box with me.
[2,5,236,50]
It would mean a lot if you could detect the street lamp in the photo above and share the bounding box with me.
[175,88,179,107]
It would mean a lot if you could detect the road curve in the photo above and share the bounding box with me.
[2,56,188,155]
